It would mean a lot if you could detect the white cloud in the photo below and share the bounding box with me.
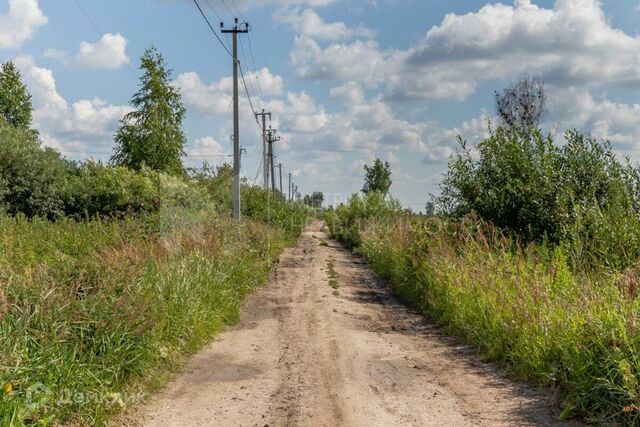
[43,48,67,61]
[274,8,373,41]
[267,82,429,158]
[290,35,386,83]
[0,0,47,50]
[73,33,130,69]
[291,0,640,100]
[175,67,284,117]
[549,88,640,151]
[16,57,131,154]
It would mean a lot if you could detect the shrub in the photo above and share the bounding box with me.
[437,127,640,269]
[0,121,70,219]
[63,162,161,218]
[324,191,401,247]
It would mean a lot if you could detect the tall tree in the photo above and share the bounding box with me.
[112,47,186,175]
[362,159,392,194]
[0,61,33,129]
[495,75,546,135]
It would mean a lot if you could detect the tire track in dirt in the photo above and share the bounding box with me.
[130,220,576,426]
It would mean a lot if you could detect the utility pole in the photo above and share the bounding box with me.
[278,163,283,196]
[266,127,280,194]
[221,18,249,220]
[255,109,271,189]
[288,173,292,202]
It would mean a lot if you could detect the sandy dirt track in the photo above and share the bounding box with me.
[133,221,572,426]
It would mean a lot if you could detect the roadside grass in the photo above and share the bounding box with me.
[355,215,640,425]
[326,193,640,425]
[0,208,287,426]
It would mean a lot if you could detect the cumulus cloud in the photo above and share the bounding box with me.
[175,68,284,117]
[15,56,131,154]
[290,35,386,83]
[274,8,373,41]
[549,88,640,151]
[266,82,429,158]
[74,33,130,69]
[0,0,47,50]
[291,0,640,100]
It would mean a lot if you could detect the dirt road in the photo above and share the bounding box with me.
[136,221,567,426]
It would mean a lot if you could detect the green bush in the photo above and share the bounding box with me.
[0,121,71,219]
[437,127,640,269]
[324,191,401,247]
[63,162,161,218]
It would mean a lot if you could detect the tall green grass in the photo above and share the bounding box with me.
[327,195,640,425]
[0,209,287,425]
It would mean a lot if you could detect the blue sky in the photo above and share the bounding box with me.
[1,0,640,210]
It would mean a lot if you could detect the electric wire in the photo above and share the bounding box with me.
[227,0,247,25]
[246,34,265,105]
[192,0,232,57]
[219,0,235,17]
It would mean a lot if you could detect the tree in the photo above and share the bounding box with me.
[303,191,324,208]
[0,61,33,129]
[362,158,392,194]
[112,47,186,175]
[495,75,546,135]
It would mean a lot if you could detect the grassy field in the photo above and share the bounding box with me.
[0,207,294,425]
[326,195,640,425]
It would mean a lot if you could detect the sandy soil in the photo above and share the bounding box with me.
[131,220,573,426]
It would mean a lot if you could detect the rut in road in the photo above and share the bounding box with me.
[133,221,572,426]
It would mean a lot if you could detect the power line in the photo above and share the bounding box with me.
[239,37,260,109]
[192,0,232,57]
[246,34,265,105]
[239,62,262,129]
[202,0,223,22]
[219,0,235,17]
[227,0,247,25]
[202,0,231,52]
[72,0,103,36]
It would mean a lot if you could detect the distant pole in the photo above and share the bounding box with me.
[267,128,280,194]
[255,109,271,189]
[278,163,283,196]
[221,18,249,220]
[288,173,292,201]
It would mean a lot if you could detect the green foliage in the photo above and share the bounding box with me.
[0,121,70,219]
[362,158,392,194]
[112,47,186,176]
[241,185,310,241]
[324,191,401,247]
[0,61,33,129]
[437,127,640,269]
[0,212,284,425]
[354,216,640,425]
[303,191,324,209]
[189,163,234,213]
[63,162,161,218]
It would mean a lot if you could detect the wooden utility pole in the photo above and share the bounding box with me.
[278,163,283,196]
[255,109,271,189]
[221,18,249,220]
[288,173,292,201]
